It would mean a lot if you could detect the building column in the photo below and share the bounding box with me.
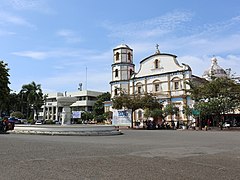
[145,78,147,93]
[51,106,54,120]
[167,75,171,98]
[43,106,46,120]
[56,106,59,121]
[47,107,50,120]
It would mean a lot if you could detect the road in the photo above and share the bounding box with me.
[1,129,240,180]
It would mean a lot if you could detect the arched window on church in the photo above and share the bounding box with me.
[114,88,118,96]
[115,69,118,77]
[171,78,181,90]
[153,80,161,92]
[136,83,143,94]
[138,110,142,120]
[155,59,159,69]
[155,84,160,92]
[128,52,131,61]
[174,81,179,90]
[116,52,119,61]
[137,86,142,94]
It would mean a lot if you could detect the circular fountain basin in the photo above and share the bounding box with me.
[9,124,122,136]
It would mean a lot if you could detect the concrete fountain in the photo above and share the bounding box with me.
[9,96,122,136]
[56,96,77,125]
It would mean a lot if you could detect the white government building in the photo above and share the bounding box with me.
[39,90,103,122]
[109,44,202,127]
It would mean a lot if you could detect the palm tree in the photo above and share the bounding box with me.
[20,81,44,120]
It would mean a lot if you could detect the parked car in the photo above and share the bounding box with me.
[8,117,21,124]
[18,119,27,124]
[223,121,231,128]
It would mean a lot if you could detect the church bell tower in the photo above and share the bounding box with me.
[110,44,135,98]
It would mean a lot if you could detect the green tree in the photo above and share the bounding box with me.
[81,111,94,122]
[20,81,44,120]
[163,104,179,120]
[93,92,111,118]
[5,92,22,116]
[189,77,240,125]
[182,105,193,124]
[144,108,151,121]
[141,93,162,110]
[150,108,164,122]
[10,111,24,119]
[0,61,10,116]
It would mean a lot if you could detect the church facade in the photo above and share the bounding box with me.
[110,44,197,127]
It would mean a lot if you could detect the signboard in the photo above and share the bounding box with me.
[72,111,81,118]
[112,109,132,126]
[192,110,200,115]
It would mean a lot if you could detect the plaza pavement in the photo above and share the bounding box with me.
[1,129,240,180]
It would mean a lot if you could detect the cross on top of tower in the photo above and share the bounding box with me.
[155,44,160,54]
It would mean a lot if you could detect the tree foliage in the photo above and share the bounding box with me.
[20,81,44,120]
[150,108,164,121]
[81,111,94,122]
[189,77,240,120]
[112,93,161,111]
[0,61,10,116]
[93,92,111,116]
[163,104,179,118]
[10,111,24,119]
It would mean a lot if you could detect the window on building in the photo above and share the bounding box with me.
[174,81,179,90]
[115,69,118,77]
[79,107,85,111]
[155,59,159,69]
[88,96,97,101]
[155,84,160,92]
[78,96,86,101]
[138,110,142,119]
[128,52,131,61]
[137,86,141,94]
[116,52,119,61]
[114,89,118,96]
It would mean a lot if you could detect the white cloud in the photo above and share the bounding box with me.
[0,29,16,36]
[217,55,240,76]
[12,48,112,65]
[102,10,193,39]
[12,51,47,59]
[57,29,83,43]
[179,55,209,77]
[3,0,53,14]
[0,12,34,27]
[104,11,240,58]
[177,54,240,79]
[12,49,82,60]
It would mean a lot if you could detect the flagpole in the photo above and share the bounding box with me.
[86,66,88,90]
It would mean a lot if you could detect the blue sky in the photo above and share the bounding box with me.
[1,0,240,94]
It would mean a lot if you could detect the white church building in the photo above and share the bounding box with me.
[109,44,200,127]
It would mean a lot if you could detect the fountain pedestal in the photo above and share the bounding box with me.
[57,97,77,125]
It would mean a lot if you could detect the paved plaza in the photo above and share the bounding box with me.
[0,129,240,180]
